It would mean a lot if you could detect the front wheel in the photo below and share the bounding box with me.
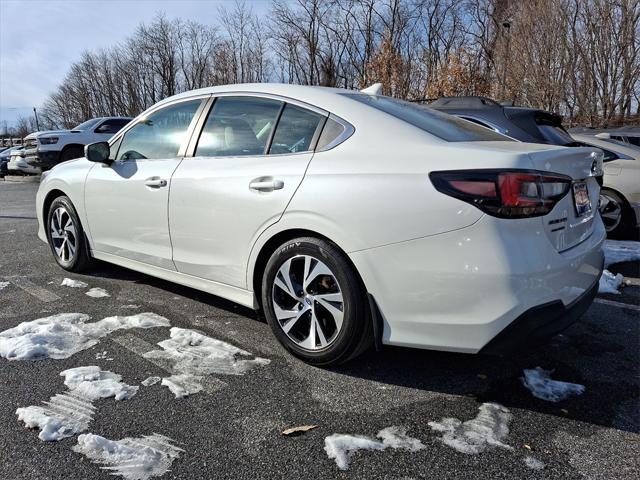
[262,237,372,366]
[46,196,93,272]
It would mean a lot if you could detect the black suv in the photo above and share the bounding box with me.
[428,96,579,146]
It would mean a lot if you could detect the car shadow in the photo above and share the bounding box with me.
[84,261,638,435]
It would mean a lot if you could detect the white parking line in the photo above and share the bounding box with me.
[110,333,227,394]
[8,278,60,302]
[594,298,640,312]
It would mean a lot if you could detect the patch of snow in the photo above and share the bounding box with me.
[428,403,513,454]
[524,456,545,470]
[324,427,424,470]
[141,376,161,387]
[61,278,88,288]
[143,327,270,398]
[86,287,110,298]
[521,367,585,402]
[0,281,10,291]
[603,240,640,267]
[0,312,170,360]
[16,366,137,441]
[161,374,204,398]
[599,269,624,294]
[120,304,140,309]
[73,433,183,480]
[95,351,108,359]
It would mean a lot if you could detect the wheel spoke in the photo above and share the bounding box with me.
[303,260,332,291]
[51,230,63,240]
[64,218,76,237]
[313,313,328,347]
[281,307,309,334]
[274,277,299,301]
[67,238,76,258]
[301,313,318,349]
[54,240,65,258]
[315,296,344,331]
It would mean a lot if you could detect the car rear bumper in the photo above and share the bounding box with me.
[350,213,606,353]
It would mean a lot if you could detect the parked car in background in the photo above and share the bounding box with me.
[8,147,40,175]
[428,96,580,146]
[572,133,640,238]
[0,146,23,177]
[570,126,640,148]
[24,117,132,170]
[37,83,604,365]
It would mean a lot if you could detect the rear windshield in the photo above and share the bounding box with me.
[343,94,512,142]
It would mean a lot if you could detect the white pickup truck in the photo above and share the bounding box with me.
[24,117,132,170]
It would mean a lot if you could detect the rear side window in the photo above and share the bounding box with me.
[116,100,201,160]
[196,97,282,157]
[316,117,349,150]
[344,94,511,142]
[269,104,324,154]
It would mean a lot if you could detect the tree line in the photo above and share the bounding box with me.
[12,0,640,135]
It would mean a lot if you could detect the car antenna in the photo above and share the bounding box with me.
[360,83,383,95]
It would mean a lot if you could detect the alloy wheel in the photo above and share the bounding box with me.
[50,206,77,262]
[599,194,622,232]
[271,255,344,350]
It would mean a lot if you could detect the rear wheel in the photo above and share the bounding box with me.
[601,189,636,239]
[262,237,372,366]
[46,196,93,272]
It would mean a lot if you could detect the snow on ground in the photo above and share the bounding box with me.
[603,240,640,267]
[0,312,170,360]
[16,366,137,441]
[324,427,424,470]
[141,376,161,387]
[428,403,513,454]
[161,374,204,398]
[0,281,9,291]
[73,433,183,480]
[61,278,88,288]
[143,327,270,398]
[524,456,546,470]
[598,269,624,294]
[521,367,585,402]
[86,287,110,298]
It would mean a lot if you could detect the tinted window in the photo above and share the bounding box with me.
[116,100,201,160]
[196,97,282,157]
[96,119,131,134]
[269,104,323,154]
[344,94,512,142]
[72,118,102,131]
[316,117,348,150]
[537,124,574,145]
[460,116,497,132]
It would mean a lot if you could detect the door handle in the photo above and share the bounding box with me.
[249,178,284,192]
[145,177,167,188]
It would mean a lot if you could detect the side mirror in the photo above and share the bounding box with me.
[96,124,111,133]
[85,142,111,164]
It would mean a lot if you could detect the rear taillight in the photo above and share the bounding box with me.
[429,169,571,218]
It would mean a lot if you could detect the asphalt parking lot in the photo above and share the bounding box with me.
[0,180,638,480]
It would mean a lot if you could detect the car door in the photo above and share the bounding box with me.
[84,98,206,269]
[169,95,327,288]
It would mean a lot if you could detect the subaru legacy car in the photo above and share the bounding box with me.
[36,84,605,365]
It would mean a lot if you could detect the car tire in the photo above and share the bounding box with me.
[60,146,84,162]
[46,196,93,272]
[262,237,372,366]
[602,189,636,240]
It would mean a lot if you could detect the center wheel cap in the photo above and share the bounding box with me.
[304,296,313,306]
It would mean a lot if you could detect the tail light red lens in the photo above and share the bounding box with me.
[429,169,572,218]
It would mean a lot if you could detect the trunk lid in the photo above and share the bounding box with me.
[526,146,603,252]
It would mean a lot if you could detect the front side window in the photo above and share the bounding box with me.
[344,94,512,142]
[269,104,324,154]
[116,100,201,160]
[196,96,282,157]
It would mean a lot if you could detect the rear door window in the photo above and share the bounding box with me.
[196,97,282,157]
[269,104,324,154]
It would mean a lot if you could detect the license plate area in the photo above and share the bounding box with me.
[572,181,592,216]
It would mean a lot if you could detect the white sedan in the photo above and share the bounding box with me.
[36,83,605,365]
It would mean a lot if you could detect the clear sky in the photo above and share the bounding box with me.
[0,0,271,128]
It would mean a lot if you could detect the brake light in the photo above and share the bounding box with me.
[429,169,571,218]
